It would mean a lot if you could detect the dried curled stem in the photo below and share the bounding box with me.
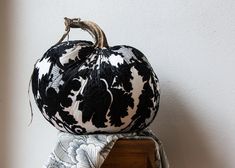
[57,17,109,48]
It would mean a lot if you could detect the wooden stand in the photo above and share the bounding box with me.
[101,139,156,168]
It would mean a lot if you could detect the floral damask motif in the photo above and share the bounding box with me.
[68,139,102,167]
[32,41,160,134]
[45,154,66,168]
[67,135,119,168]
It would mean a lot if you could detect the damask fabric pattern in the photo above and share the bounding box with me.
[32,41,160,134]
[44,129,169,168]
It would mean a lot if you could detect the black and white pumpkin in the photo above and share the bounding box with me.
[31,17,160,134]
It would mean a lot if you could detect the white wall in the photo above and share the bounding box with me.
[3,0,235,167]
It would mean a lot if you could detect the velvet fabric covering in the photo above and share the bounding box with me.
[31,40,160,134]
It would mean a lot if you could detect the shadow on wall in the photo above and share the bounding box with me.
[151,85,227,168]
[0,1,11,168]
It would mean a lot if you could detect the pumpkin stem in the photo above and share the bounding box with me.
[57,17,109,48]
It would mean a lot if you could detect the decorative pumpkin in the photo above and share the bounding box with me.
[31,17,160,134]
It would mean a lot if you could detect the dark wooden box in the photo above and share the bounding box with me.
[101,139,156,168]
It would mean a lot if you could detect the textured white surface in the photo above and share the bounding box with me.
[2,0,235,168]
